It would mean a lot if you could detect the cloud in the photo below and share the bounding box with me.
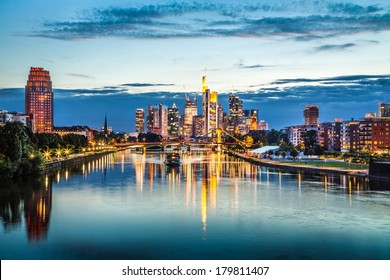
[327,3,383,15]
[2,73,390,131]
[0,88,24,100]
[67,73,95,79]
[29,1,390,40]
[315,43,355,51]
[236,63,267,69]
[121,83,175,87]
[272,74,390,86]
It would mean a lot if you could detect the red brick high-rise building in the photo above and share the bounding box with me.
[304,105,319,126]
[25,67,53,132]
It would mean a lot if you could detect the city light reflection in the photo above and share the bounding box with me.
[39,150,375,237]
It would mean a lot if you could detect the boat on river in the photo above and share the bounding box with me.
[164,152,180,166]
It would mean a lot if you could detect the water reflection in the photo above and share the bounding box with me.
[0,151,389,247]
[0,177,52,241]
[45,150,381,236]
[2,149,390,260]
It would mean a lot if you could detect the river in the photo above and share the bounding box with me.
[0,149,389,259]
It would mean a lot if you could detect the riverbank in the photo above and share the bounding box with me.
[226,150,368,177]
[43,148,119,173]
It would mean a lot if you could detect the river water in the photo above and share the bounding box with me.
[1,149,389,260]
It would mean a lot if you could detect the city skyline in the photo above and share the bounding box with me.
[1,0,390,131]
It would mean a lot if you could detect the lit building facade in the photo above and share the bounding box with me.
[304,105,319,126]
[0,110,31,127]
[217,104,224,130]
[193,115,203,137]
[135,109,145,134]
[227,93,243,134]
[147,105,159,134]
[183,98,198,137]
[361,117,390,152]
[243,109,259,132]
[147,104,168,138]
[341,120,360,152]
[286,124,318,149]
[379,103,390,117]
[168,104,179,137]
[202,76,218,136]
[258,120,269,131]
[53,126,94,141]
[25,67,53,132]
[318,119,342,151]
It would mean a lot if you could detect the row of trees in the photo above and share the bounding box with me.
[0,122,91,179]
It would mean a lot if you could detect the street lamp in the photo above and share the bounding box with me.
[56,149,62,159]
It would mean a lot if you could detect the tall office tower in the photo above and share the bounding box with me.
[135,109,145,134]
[168,103,179,137]
[379,103,390,117]
[201,76,218,136]
[147,105,159,134]
[227,93,243,134]
[159,104,168,138]
[146,104,168,138]
[25,67,53,132]
[193,115,203,137]
[183,96,198,137]
[304,105,319,126]
[217,104,224,129]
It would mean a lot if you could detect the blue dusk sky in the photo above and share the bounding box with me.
[0,0,389,132]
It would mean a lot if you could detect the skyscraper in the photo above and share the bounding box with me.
[146,105,158,133]
[227,93,243,134]
[379,103,390,117]
[25,67,53,132]
[146,104,168,138]
[201,76,218,136]
[159,104,168,138]
[168,104,179,137]
[135,109,144,134]
[183,96,198,137]
[304,105,319,126]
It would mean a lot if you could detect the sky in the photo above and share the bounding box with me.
[0,0,389,132]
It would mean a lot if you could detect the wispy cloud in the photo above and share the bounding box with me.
[236,63,267,69]
[121,83,175,87]
[315,43,356,52]
[272,74,390,86]
[67,73,95,79]
[30,1,390,40]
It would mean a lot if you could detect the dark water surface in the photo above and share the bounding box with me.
[1,150,389,260]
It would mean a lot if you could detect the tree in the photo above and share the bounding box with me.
[314,145,325,156]
[266,129,282,145]
[248,130,267,146]
[243,135,254,146]
[290,149,299,159]
[127,136,137,142]
[62,134,88,149]
[267,149,274,158]
[138,132,162,143]
[35,133,63,149]
[304,130,318,155]
[0,122,32,162]
[0,122,44,178]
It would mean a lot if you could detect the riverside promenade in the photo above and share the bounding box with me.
[43,147,129,173]
[225,150,368,177]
